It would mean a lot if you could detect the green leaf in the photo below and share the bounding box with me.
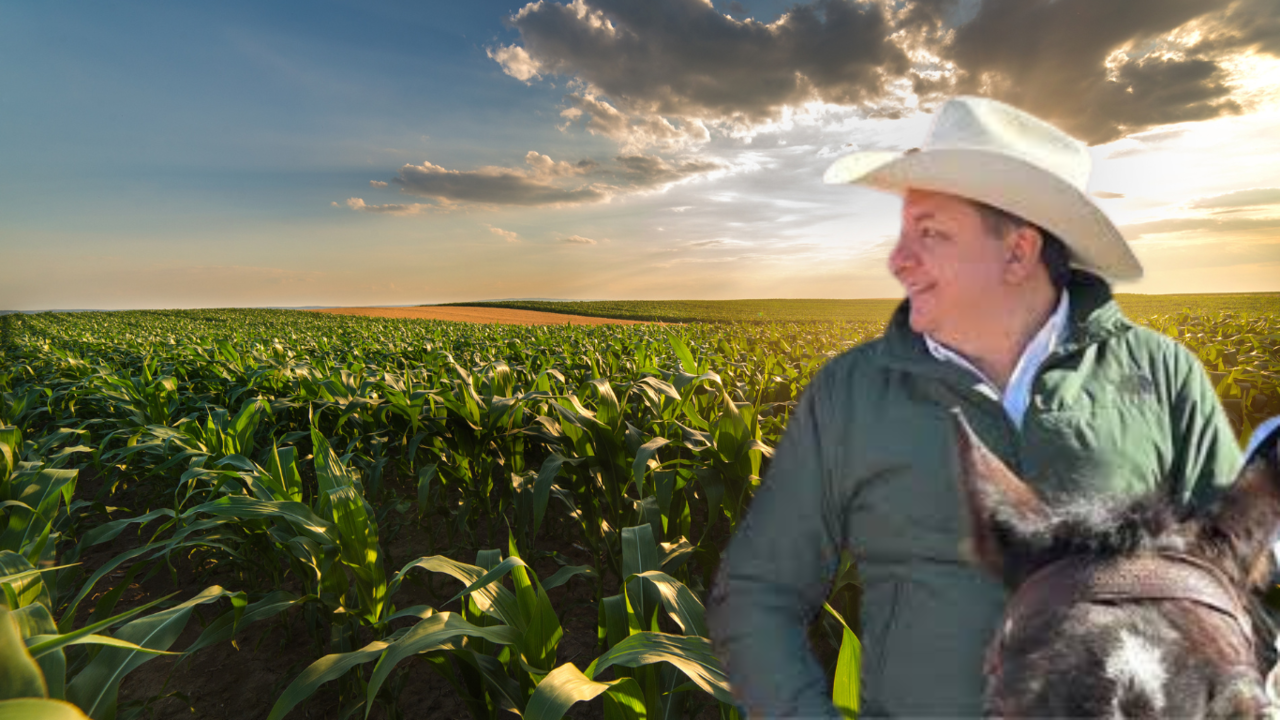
[77,509,175,548]
[0,698,92,720]
[451,648,526,715]
[542,565,596,591]
[630,437,669,499]
[531,454,569,541]
[415,463,436,517]
[0,606,47,700]
[387,556,521,629]
[825,602,861,718]
[57,547,151,634]
[633,571,709,638]
[524,662,646,720]
[363,612,520,718]
[585,632,734,706]
[667,333,698,374]
[262,444,303,503]
[0,550,51,610]
[10,604,63,700]
[26,633,182,657]
[185,591,313,655]
[326,485,386,624]
[267,638,392,720]
[66,586,233,719]
[0,426,20,481]
[29,592,176,659]
[1,467,77,556]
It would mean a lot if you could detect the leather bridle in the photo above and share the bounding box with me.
[984,552,1263,713]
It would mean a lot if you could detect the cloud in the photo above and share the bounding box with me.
[689,238,750,247]
[362,150,721,210]
[336,198,429,215]
[497,0,910,131]
[370,180,388,188]
[1120,214,1280,239]
[562,234,598,244]
[524,151,597,178]
[614,154,723,187]
[561,92,711,151]
[489,44,542,82]
[927,0,1260,143]
[392,159,608,207]
[1092,191,1126,199]
[488,225,521,242]
[493,0,1277,148]
[1188,187,1280,208]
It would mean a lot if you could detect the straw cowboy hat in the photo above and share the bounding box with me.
[824,96,1143,281]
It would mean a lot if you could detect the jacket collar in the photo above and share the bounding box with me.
[876,270,1131,373]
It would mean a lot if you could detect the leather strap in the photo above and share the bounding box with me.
[985,552,1259,693]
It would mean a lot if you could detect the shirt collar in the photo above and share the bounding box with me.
[923,289,1070,397]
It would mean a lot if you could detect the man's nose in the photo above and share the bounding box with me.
[888,233,916,278]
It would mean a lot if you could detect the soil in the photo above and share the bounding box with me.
[307,307,655,326]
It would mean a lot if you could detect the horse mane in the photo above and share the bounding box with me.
[1004,493,1197,581]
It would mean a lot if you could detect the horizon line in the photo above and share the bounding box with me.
[5,288,1280,315]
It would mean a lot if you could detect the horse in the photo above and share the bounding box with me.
[954,414,1280,718]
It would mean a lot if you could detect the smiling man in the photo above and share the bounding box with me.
[706,96,1244,717]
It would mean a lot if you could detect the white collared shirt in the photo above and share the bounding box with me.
[923,290,1071,429]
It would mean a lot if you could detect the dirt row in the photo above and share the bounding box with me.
[308,306,652,326]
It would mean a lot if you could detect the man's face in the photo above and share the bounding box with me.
[888,190,1007,339]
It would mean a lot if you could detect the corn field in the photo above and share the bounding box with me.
[0,305,1275,719]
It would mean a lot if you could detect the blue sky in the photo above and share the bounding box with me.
[4,0,1279,310]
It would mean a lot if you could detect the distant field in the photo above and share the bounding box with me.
[1112,291,1280,318]
[441,292,1280,324]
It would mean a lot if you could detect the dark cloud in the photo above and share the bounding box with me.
[1186,0,1280,57]
[494,0,1277,147]
[368,152,721,209]
[1121,215,1280,239]
[930,0,1255,143]
[498,0,909,122]
[392,160,607,207]
[614,154,723,187]
[1188,188,1280,209]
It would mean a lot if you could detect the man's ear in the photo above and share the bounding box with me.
[1003,224,1042,283]
[1199,425,1280,587]
[952,410,1053,586]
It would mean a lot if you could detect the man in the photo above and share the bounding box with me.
[705,96,1243,717]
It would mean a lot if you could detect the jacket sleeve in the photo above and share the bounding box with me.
[1165,339,1243,510]
[706,366,847,719]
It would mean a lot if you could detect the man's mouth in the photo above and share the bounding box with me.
[905,281,935,298]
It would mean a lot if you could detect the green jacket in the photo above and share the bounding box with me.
[706,272,1243,717]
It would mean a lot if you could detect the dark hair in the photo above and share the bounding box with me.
[970,200,1073,291]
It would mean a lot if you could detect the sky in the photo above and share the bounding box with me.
[3,0,1279,311]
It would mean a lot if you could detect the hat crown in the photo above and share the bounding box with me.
[924,96,1091,190]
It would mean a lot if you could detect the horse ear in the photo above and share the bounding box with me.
[1200,425,1280,587]
[952,410,1053,586]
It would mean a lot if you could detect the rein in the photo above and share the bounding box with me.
[985,552,1259,685]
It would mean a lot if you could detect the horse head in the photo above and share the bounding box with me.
[955,413,1280,718]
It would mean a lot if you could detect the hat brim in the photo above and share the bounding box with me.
[824,148,1143,281]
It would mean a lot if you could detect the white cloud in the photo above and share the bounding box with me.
[336,197,429,215]
[488,44,542,82]
[370,180,388,188]
[562,234,598,244]
[488,225,521,242]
